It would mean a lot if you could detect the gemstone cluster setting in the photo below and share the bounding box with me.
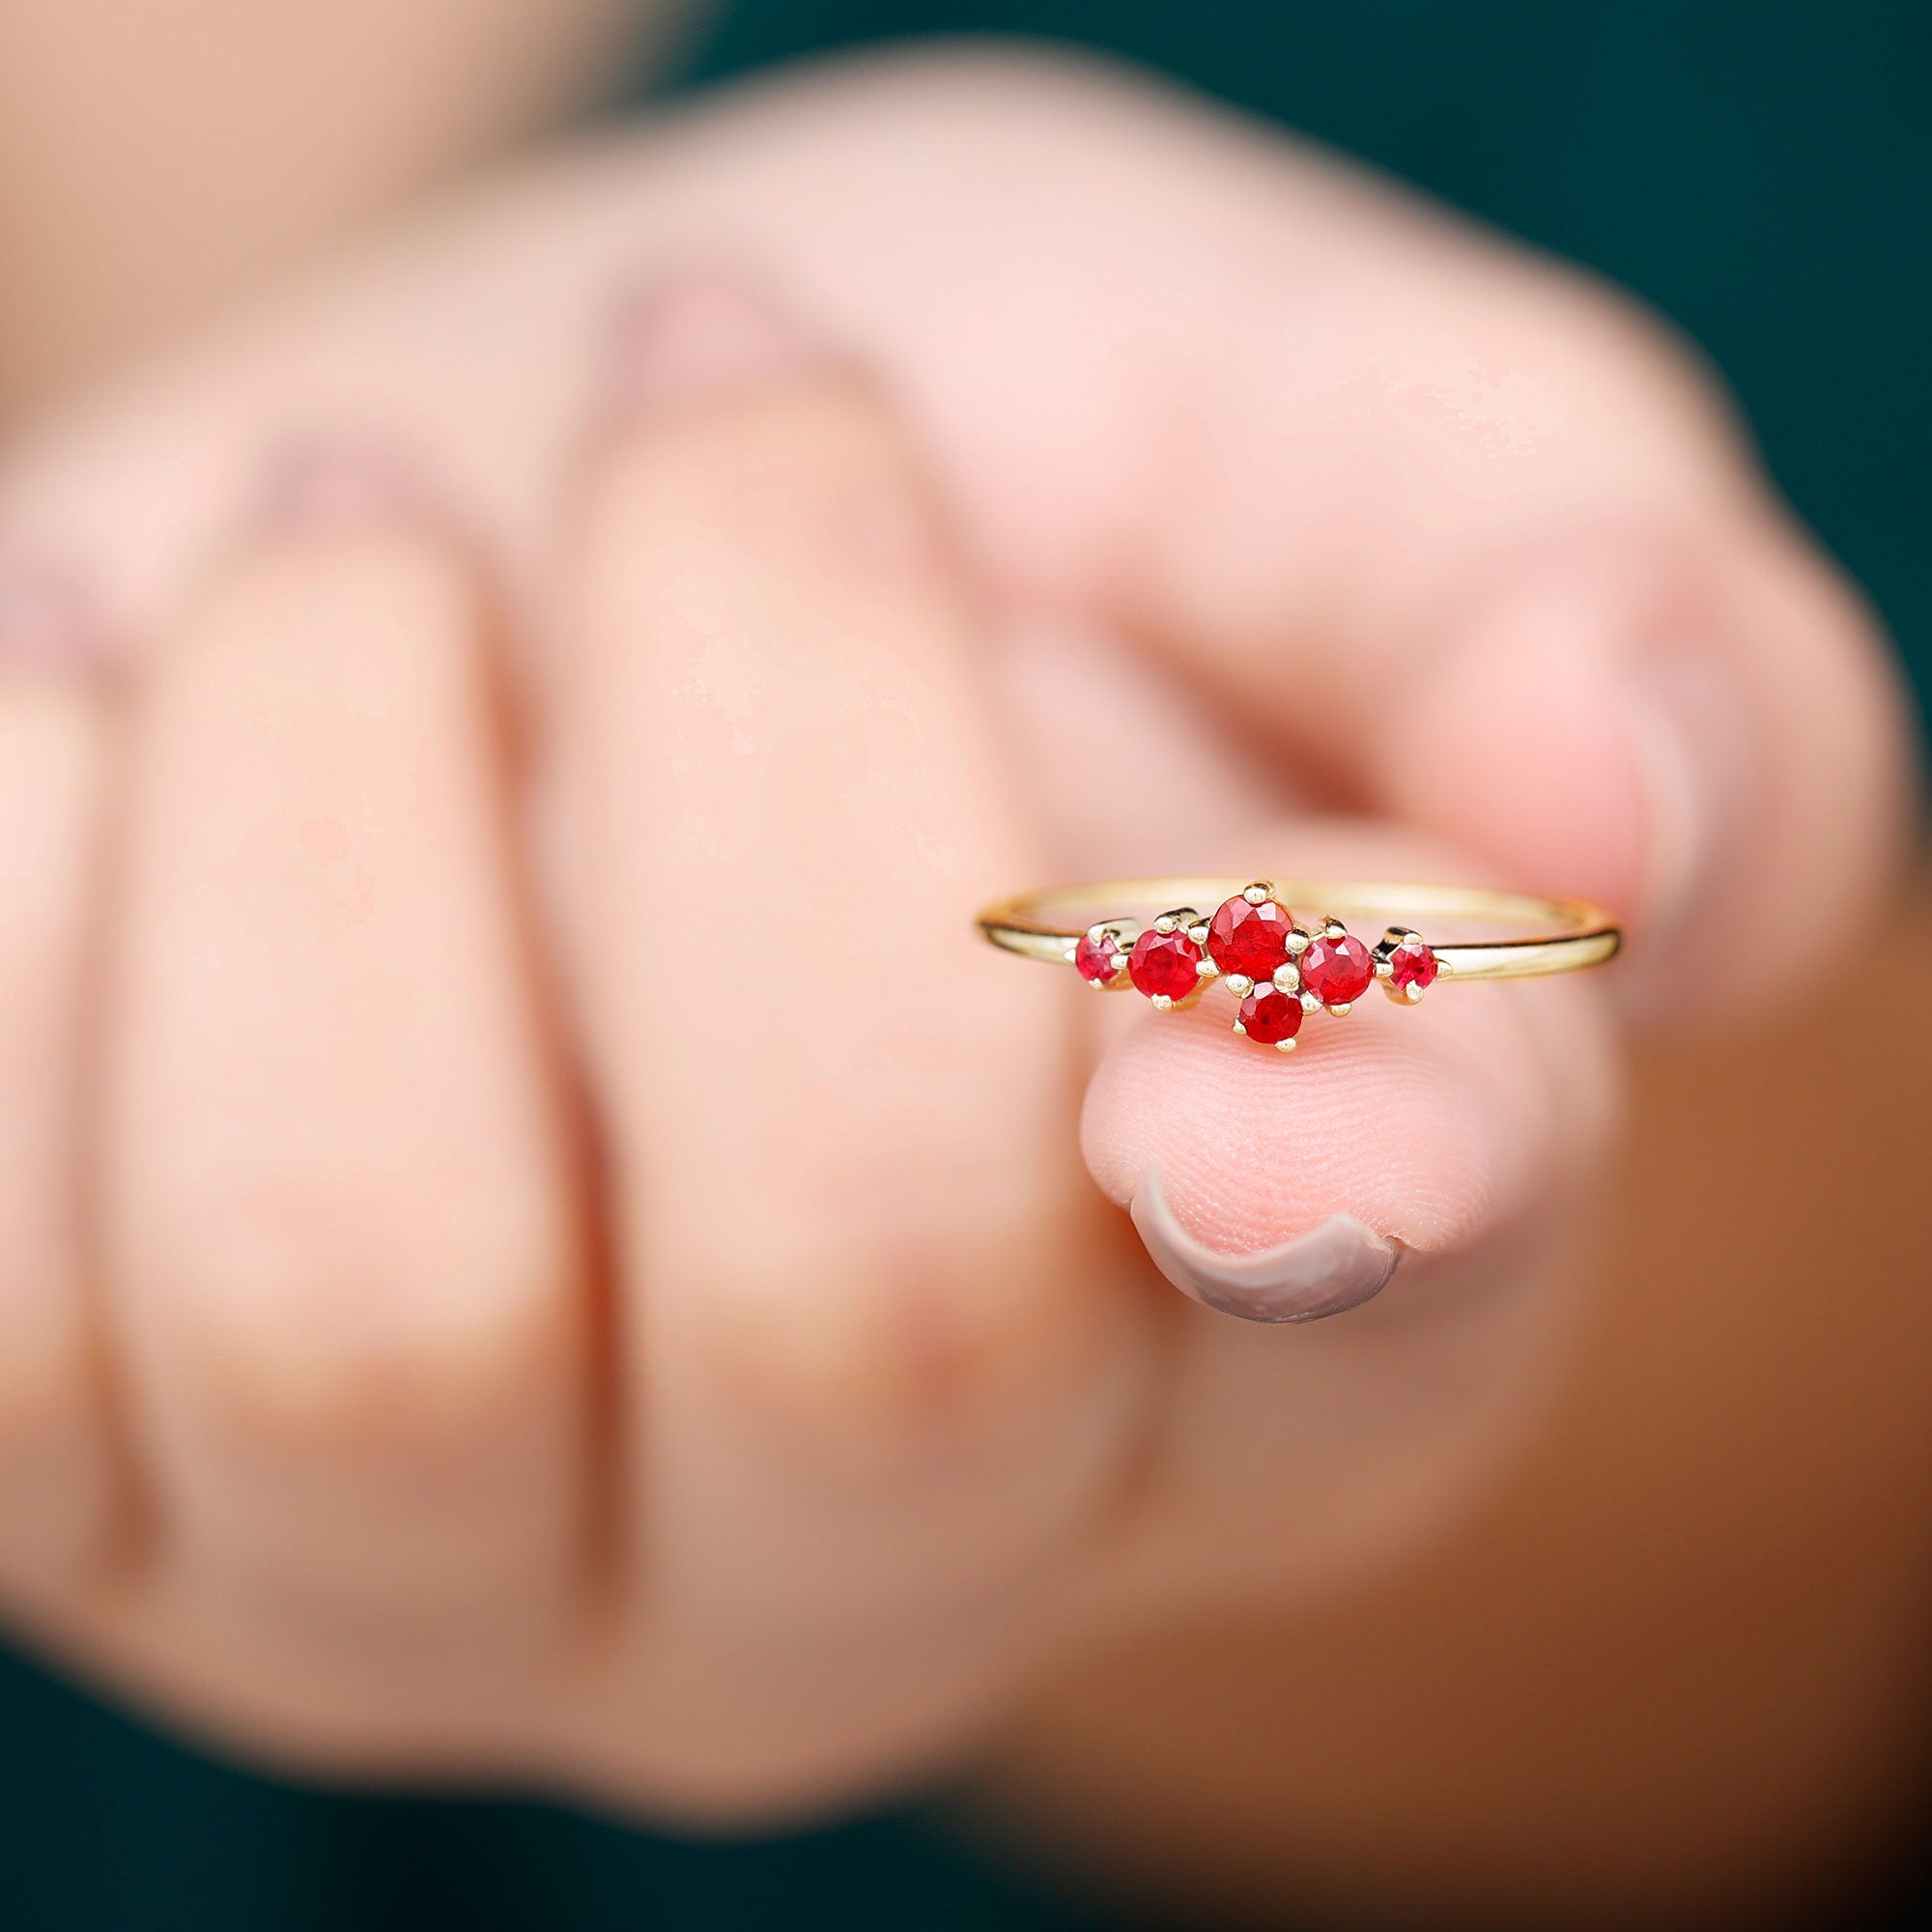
[1073,882,1439,1052]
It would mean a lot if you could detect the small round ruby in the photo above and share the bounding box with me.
[1388,938,1437,993]
[1302,932,1375,1006]
[1074,932,1123,984]
[1128,928,1203,1000]
[1207,895,1293,980]
[1237,985,1303,1045]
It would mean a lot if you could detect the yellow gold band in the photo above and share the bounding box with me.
[977,877,1621,981]
[981,876,1618,1052]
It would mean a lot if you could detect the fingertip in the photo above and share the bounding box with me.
[1082,956,1618,1315]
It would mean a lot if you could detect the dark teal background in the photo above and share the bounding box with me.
[0,1647,1100,1928]
[5,6,1930,1928]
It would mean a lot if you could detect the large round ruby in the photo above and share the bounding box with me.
[1074,932,1123,983]
[1238,985,1303,1045]
[1388,938,1437,992]
[1302,932,1374,1006]
[1207,895,1293,980]
[1128,928,1203,1000]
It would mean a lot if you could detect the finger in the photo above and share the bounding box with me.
[1077,820,1623,1598]
[0,574,121,1593]
[548,283,1153,1815]
[103,458,585,1673]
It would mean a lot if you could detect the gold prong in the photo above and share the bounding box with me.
[1374,957,1394,979]
[1187,923,1211,947]
[1231,1019,1247,1037]
[1196,957,1219,978]
[1273,963,1300,993]
[1326,1002,1352,1018]
[1151,993,1174,1010]
[1299,991,1321,1014]
[979,881,1618,999]
[1224,974,1254,998]
[1275,1037,1297,1053]
[1242,882,1270,905]
[1405,982,1424,1004]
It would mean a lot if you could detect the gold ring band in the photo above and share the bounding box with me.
[977,878,1620,1052]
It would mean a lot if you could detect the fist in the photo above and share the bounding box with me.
[0,51,1908,1820]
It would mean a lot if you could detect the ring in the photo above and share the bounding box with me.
[977,878,1621,1052]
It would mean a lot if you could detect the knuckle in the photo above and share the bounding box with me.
[137,1178,574,1451]
[676,1191,1100,1447]
[589,376,931,584]
[200,526,477,653]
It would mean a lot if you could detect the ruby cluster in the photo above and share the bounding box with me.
[1073,883,1437,1052]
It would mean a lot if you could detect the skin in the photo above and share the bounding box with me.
[0,14,1921,1913]
[0,0,648,411]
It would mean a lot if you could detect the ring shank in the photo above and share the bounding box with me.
[977,877,1621,980]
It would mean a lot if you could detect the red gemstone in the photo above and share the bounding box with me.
[1128,927,1203,1000]
[1207,895,1293,980]
[1074,932,1123,984]
[1237,985,1303,1045]
[1388,938,1437,993]
[1302,932,1374,1006]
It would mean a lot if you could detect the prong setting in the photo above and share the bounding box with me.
[1080,894,1439,1052]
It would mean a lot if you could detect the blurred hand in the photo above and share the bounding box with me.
[0,51,1909,1819]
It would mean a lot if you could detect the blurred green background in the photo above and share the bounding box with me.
[4,4,1928,1927]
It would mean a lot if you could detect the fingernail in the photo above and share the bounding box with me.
[0,565,101,673]
[1619,646,1754,942]
[256,441,426,535]
[607,268,819,413]
[1129,1167,1402,1323]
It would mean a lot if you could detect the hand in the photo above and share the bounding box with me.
[0,51,1909,1820]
